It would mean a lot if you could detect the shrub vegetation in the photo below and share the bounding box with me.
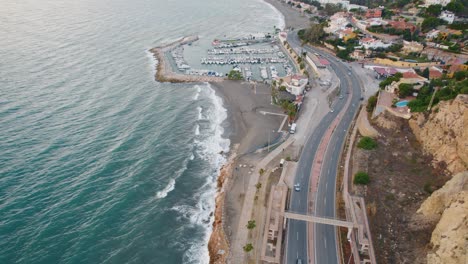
[354,171,370,185]
[357,136,377,150]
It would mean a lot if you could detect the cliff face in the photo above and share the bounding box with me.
[416,171,468,264]
[409,94,468,175]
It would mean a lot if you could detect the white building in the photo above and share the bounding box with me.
[425,29,440,40]
[424,0,451,6]
[360,37,392,50]
[325,12,349,34]
[286,75,308,96]
[439,10,455,24]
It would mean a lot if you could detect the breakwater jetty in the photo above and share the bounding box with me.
[149,36,224,83]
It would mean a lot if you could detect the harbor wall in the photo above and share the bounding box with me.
[149,36,224,83]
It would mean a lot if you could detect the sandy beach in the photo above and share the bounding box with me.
[264,0,310,30]
[208,80,287,263]
[207,1,310,263]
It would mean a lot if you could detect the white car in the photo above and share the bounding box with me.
[294,184,301,192]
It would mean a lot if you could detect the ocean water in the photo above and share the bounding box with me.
[0,0,283,263]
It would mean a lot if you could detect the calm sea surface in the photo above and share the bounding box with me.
[0,0,282,263]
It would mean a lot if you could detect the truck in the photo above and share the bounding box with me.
[289,123,297,134]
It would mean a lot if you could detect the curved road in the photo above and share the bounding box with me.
[285,32,362,264]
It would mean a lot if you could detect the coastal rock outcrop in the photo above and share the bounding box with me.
[415,171,468,264]
[409,94,468,175]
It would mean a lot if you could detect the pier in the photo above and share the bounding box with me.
[149,36,224,83]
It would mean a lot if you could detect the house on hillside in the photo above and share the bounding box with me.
[424,0,451,7]
[366,8,382,19]
[439,11,455,24]
[325,12,349,34]
[374,67,398,79]
[402,41,424,54]
[351,50,365,60]
[425,29,440,41]
[428,66,444,79]
[337,28,357,41]
[360,37,391,50]
[388,20,416,33]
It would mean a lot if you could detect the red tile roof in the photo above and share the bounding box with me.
[429,69,443,79]
[402,71,421,79]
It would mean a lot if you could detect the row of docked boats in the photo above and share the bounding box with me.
[201,56,287,65]
[171,46,191,71]
[207,47,279,55]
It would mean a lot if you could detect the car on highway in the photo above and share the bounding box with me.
[294,183,301,192]
[348,71,351,75]
[296,259,303,264]
[330,108,334,113]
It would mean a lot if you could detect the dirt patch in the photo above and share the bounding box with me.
[350,114,449,264]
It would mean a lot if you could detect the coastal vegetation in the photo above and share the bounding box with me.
[357,136,378,150]
[297,23,326,44]
[353,171,370,185]
[246,220,256,229]
[379,72,402,89]
[407,74,468,112]
[243,243,253,252]
[366,95,378,113]
[227,70,243,80]
[397,83,414,98]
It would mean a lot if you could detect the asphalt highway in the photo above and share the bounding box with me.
[285,31,362,264]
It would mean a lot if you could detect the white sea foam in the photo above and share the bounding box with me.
[259,0,286,30]
[197,106,203,120]
[193,85,202,100]
[145,50,158,78]
[182,82,230,264]
[155,178,175,199]
[195,124,200,135]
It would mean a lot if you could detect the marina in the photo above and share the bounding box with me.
[151,32,297,82]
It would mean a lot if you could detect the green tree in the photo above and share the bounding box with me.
[366,95,378,113]
[454,70,467,81]
[398,83,414,98]
[357,136,378,150]
[425,4,442,17]
[246,220,256,229]
[354,171,370,185]
[446,0,465,16]
[323,3,344,16]
[421,17,445,32]
[227,70,243,80]
[298,23,326,44]
[243,243,253,252]
[422,67,430,78]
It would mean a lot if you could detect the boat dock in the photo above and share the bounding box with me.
[201,56,287,65]
[149,36,224,83]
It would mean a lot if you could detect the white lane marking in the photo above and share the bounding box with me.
[324,197,327,205]
[324,237,327,248]
[326,182,328,190]
[297,251,299,258]
[297,232,299,240]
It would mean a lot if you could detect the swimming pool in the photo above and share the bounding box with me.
[396,100,409,107]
